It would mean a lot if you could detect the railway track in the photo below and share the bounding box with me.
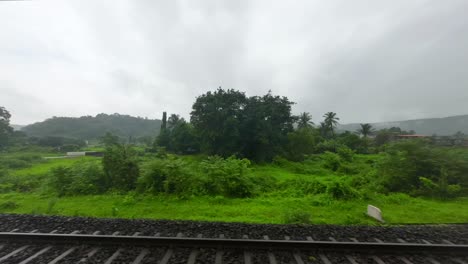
[0,230,467,264]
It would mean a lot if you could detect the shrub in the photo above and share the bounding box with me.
[283,209,312,224]
[138,158,196,197]
[283,178,327,196]
[336,163,360,175]
[315,140,344,153]
[0,200,18,210]
[273,156,327,175]
[378,140,468,197]
[337,146,355,162]
[48,161,106,196]
[326,180,360,200]
[102,144,140,192]
[0,158,30,169]
[200,156,254,198]
[321,152,341,171]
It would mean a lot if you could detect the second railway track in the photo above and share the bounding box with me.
[0,230,467,264]
[1,214,467,264]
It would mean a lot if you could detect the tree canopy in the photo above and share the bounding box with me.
[0,106,13,149]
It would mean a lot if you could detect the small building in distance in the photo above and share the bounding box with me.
[394,134,429,140]
[66,151,104,157]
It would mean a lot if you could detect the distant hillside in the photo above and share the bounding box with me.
[22,113,161,140]
[11,124,24,131]
[338,115,468,135]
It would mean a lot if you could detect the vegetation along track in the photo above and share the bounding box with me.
[0,215,467,263]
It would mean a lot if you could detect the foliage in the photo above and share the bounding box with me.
[0,154,42,169]
[321,152,342,171]
[155,115,199,154]
[322,112,339,138]
[190,88,295,162]
[337,132,369,154]
[326,180,360,200]
[283,209,312,224]
[337,146,355,162]
[285,127,320,161]
[241,92,296,162]
[378,140,468,198]
[282,178,327,196]
[48,161,106,196]
[297,112,314,129]
[0,106,13,149]
[102,143,140,192]
[0,200,18,210]
[99,132,120,146]
[374,130,394,146]
[191,88,248,156]
[137,158,195,196]
[200,156,254,198]
[356,123,375,138]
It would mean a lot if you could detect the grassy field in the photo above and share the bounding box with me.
[0,150,467,225]
[1,192,467,224]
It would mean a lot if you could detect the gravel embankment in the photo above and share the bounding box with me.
[0,214,466,264]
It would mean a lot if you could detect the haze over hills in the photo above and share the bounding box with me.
[15,113,467,140]
[338,115,468,136]
[20,113,161,140]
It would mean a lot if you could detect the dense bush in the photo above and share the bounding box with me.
[337,146,355,162]
[378,140,468,198]
[282,178,327,196]
[0,167,45,193]
[315,140,342,153]
[0,154,42,169]
[321,151,341,171]
[272,156,328,175]
[102,144,140,192]
[139,156,257,198]
[48,161,106,196]
[137,158,196,196]
[199,156,254,198]
[326,180,360,200]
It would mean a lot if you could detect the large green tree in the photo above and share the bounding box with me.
[190,88,248,156]
[0,106,13,149]
[241,92,296,161]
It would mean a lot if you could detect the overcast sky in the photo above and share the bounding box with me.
[1,0,468,125]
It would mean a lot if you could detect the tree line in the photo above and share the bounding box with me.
[153,88,387,162]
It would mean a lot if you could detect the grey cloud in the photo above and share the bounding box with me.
[1,0,467,125]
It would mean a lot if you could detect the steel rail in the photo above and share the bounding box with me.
[0,232,466,255]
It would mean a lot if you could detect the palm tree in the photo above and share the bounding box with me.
[319,122,328,137]
[323,112,340,137]
[297,112,314,129]
[357,123,374,138]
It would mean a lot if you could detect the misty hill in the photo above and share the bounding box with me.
[11,124,24,131]
[21,113,161,140]
[338,115,468,136]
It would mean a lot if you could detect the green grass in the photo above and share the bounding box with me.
[10,157,98,177]
[0,192,466,224]
[1,150,466,225]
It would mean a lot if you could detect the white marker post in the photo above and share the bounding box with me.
[367,205,385,223]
